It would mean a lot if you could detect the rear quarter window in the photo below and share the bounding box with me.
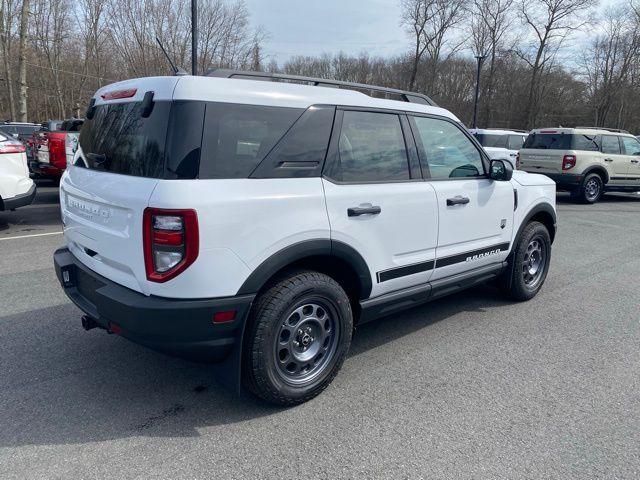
[474,133,508,148]
[199,103,303,179]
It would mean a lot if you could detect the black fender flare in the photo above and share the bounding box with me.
[514,202,557,245]
[502,202,556,290]
[236,239,373,299]
[581,165,610,184]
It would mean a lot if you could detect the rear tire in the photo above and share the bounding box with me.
[504,221,551,301]
[578,173,603,204]
[242,271,353,406]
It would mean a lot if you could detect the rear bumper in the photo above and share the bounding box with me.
[1,183,36,210]
[540,172,583,189]
[53,247,254,363]
[29,160,64,178]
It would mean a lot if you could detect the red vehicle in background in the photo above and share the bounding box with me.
[30,119,83,181]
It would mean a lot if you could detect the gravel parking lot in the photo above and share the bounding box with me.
[1,183,638,479]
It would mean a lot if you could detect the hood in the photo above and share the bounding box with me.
[511,170,556,186]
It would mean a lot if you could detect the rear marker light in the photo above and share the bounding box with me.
[143,208,199,283]
[108,322,122,335]
[213,311,237,324]
[562,154,576,171]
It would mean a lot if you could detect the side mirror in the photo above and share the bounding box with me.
[489,159,513,181]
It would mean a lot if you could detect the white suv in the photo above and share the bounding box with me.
[469,128,528,168]
[54,72,557,405]
[0,131,36,211]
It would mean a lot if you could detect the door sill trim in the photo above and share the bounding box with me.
[359,262,507,324]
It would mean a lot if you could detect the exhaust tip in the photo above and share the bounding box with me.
[81,315,98,331]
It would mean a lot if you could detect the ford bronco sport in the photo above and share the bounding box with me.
[54,71,557,405]
[519,127,640,203]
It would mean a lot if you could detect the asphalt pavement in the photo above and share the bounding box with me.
[0,183,639,479]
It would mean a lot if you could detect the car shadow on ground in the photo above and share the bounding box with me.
[556,191,640,204]
[0,284,511,448]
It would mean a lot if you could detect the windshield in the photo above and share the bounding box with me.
[473,133,508,148]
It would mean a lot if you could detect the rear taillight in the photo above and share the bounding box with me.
[0,142,26,154]
[143,208,199,282]
[516,152,521,169]
[49,136,66,168]
[562,154,576,170]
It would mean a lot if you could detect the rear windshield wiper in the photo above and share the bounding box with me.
[86,152,108,169]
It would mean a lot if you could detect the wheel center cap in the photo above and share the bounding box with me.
[301,334,312,347]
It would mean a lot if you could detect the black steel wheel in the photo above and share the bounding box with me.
[242,271,353,406]
[579,173,603,204]
[505,221,551,301]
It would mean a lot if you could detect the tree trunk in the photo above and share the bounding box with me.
[17,0,29,122]
[1,41,16,120]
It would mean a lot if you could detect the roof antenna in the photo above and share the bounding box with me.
[156,37,188,76]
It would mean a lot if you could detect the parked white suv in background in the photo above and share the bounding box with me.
[469,128,527,168]
[54,71,557,405]
[0,131,36,211]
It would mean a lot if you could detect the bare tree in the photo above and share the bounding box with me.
[518,0,595,128]
[400,0,467,91]
[469,0,515,126]
[582,5,640,127]
[17,0,28,120]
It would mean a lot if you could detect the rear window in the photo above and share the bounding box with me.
[473,133,508,149]
[79,101,171,178]
[78,100,305,179]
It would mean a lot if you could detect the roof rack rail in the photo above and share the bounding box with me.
[206,69,437,106]
[575,126,630,134]
[483,128,529,133]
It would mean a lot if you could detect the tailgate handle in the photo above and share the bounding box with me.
[447,196,470,206]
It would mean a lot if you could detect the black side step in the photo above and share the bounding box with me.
[359,262,507,324]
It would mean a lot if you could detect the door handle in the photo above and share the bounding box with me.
[446,196,470,206]
[604,158,613,162]
[347,205,381,217]
[631,159,639,164]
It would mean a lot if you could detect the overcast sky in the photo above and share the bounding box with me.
[243,0,409,63]
[243,0,613,66]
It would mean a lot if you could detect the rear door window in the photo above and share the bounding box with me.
[199,103,303,179]
[601,135,621,155]
[328,110,410,183]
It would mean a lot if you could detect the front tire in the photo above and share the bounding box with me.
[505,221,551,301]
[242,271,353,406]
